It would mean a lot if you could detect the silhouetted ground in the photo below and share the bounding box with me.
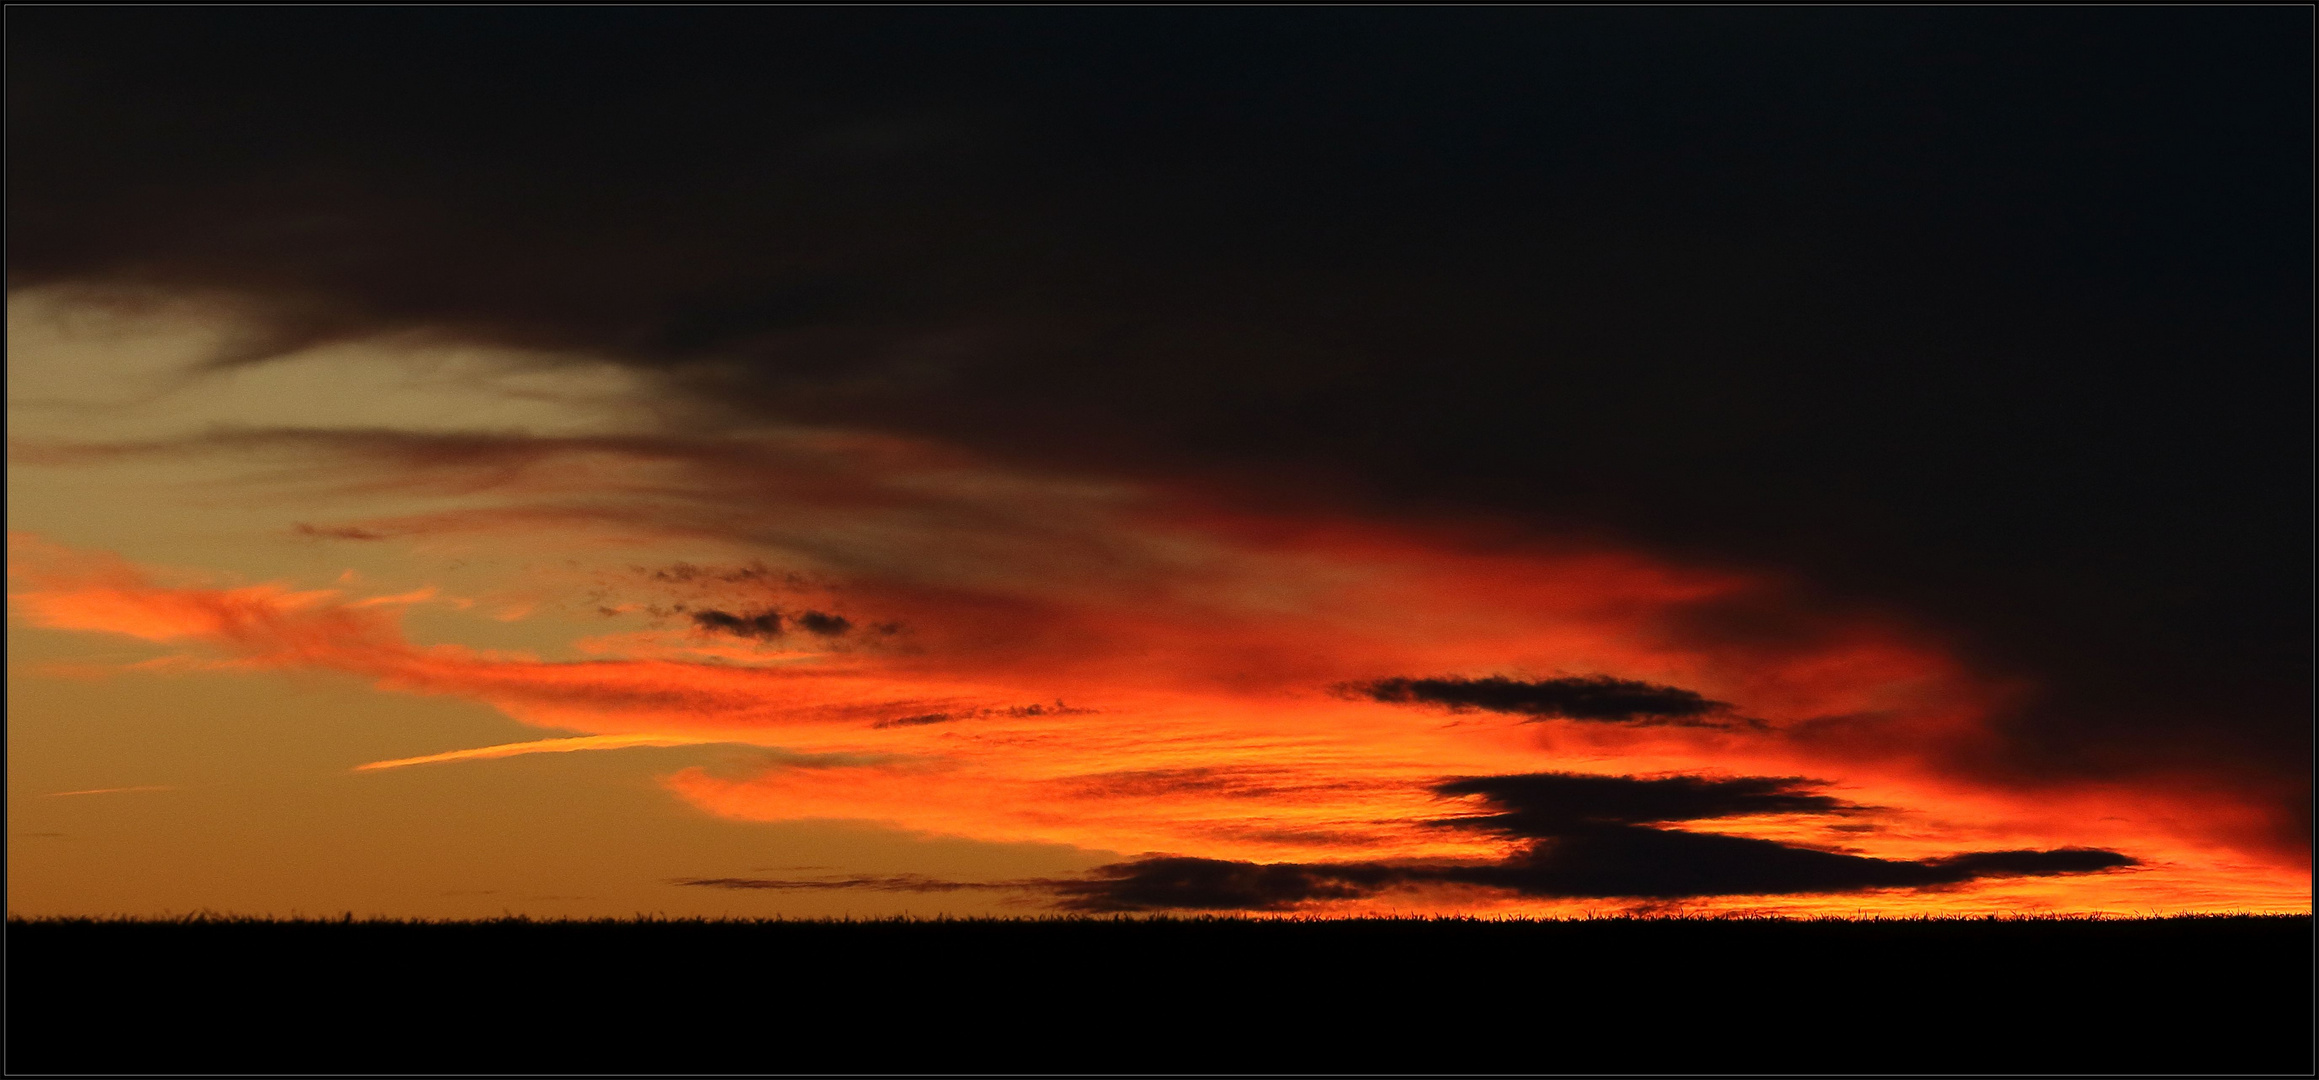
[7,914,2309,1074]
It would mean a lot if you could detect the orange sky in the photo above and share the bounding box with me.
[0,300,2298,919]
[6,291,2309,918]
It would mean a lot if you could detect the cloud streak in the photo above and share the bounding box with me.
[1348,675,1734,725]
[355,734,728,772]
[36,786,178,798]
[1427,772,1863,831]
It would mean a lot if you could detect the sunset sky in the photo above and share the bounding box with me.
[9,8,2309,919]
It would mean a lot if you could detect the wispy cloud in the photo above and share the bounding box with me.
[355,734,731,771]
[38,785,177,798]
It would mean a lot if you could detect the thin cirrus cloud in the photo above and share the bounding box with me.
[37,785,178,798]
[355,734,728,772]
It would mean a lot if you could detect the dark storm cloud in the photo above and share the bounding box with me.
[1351,675,1729,725]
[10,9,2309,843]
[1044,772,2135,910]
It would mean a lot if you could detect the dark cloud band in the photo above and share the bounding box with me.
[679,772,2136,911]
[1429,772,1862,830]
[1350,675,1730,724]
[1046,772,2135,910]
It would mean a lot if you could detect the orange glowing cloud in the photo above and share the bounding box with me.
[8,426,2306,915]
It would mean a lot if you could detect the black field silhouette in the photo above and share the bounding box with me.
[8,914,2309,1074]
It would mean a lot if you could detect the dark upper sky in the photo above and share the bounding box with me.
[10,8,2311,840]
